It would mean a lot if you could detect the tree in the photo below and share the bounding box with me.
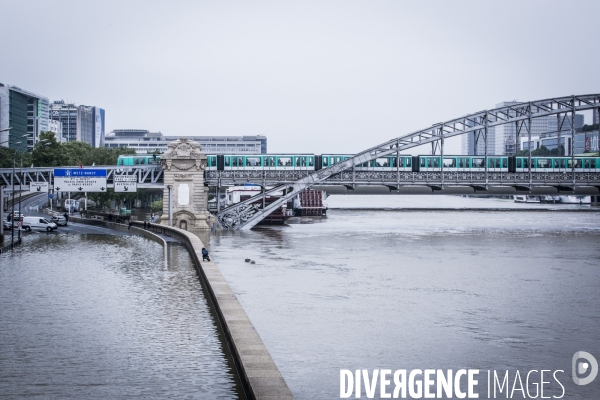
[29,134,136,167]
[32,131,65,167]
[151,199,163,212]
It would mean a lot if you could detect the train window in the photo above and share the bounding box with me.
[335,157,341,164]
[537,158,550,168]
[323,157,329,167]
[431,158,440,168]
[225,157,231,167]
[265,157,275,167]
[134,158,139,165]
[246,157,261,166]
[472,158,484,168]
[140,158,146,165]
[568,159,583,168]
[554,159,565,168]
[391,158,397,168]
[443,158,456,168]
[278,157,292,166]
[308,157,314,167]
[502,159,507,168]
[459,158,468,168]
[420,158,426,167]
[584,159,596,168]
[406,158,411,167]
[375,158,389,167]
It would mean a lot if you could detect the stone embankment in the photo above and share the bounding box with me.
[69,216,295,400]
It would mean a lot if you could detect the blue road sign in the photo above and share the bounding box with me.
[54,168,107,177]
[48,194,54,199]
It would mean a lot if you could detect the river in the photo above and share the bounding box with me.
[209,195,600,399]
[0,233,245,399]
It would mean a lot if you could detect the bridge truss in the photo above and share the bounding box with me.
[216,94,600,229]
[0,165,164,191]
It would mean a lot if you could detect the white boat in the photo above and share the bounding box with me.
[513,195,540,203]
[559,196,591,204]
[540,195,560,203]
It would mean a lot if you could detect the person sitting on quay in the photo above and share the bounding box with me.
[202,248,210,262]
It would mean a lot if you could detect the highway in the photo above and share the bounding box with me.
[4,193,133,236]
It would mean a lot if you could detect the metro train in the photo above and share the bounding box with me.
[116,153,599,173]
[117,154,161,166]
[205,154,600,173]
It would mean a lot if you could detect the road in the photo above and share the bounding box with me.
[4,193,132,236]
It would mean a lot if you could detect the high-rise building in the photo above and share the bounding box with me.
[49,100,105,147]
[461,100,584,155]
[47,119,64,142]
[460,118,494,156]
[0,83,49,151]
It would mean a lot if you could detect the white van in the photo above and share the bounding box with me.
[64,199,80,212]
[22,217,58,232]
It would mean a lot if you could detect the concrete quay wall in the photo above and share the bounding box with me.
[70,217,294,400]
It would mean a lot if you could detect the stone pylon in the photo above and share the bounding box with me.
[159,138,214,230]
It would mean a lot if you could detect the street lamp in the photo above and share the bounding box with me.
[15,139,50,242]
[10,141,23,246]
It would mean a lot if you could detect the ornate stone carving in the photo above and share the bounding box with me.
[159,137,213,229]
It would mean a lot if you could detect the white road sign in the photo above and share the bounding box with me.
[114,175,137,193]
[29,182,49,193]
[54,168,108,193]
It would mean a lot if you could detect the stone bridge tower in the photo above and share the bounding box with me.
[159,138,214,230]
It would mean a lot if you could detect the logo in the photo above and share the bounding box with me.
[572,351,598,385]
[65,169,71,176]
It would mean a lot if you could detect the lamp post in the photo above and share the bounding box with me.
[14,142,29,243]
[11,141,24,246]
[0,132,11,246]
[15,139,50,242]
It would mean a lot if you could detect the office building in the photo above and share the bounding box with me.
[104,129,267,154]
[47,119,64,142]
[0,83,49,151]
[461,100,584,155]
[49,100,105,147]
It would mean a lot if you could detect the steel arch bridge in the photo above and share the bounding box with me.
[215,94,600,229]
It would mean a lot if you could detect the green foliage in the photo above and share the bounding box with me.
[151,199,163,212]
[580,124,599,132]
[87,190,114,209]
[29,132,136,167]
[516,145,564,157]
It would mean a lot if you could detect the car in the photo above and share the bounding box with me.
[50,215,68,226]
[21,216,57,232]
[7,212,24,222]
[2,218,11,230]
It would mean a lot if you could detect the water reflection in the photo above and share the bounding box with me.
[0,234,244,399]
[210,204,600,400]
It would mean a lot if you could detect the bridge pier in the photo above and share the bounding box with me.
[159,138,215,230]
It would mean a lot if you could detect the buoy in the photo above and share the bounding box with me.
[250,260,255,264]
[245,258,251,262]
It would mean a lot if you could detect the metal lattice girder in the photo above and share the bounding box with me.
[0,165,164,188]
[216,94,600,229]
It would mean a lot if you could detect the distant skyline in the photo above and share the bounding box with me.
[2,0,599,155]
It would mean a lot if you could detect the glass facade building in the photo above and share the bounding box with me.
[0,83,49,151]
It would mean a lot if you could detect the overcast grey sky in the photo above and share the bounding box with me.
[1,0,599,154]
